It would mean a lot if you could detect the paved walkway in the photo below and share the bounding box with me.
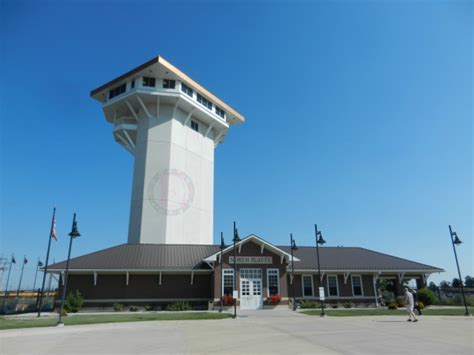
[1,310,473,354]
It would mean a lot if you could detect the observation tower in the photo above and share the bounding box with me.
[90,56,244,244]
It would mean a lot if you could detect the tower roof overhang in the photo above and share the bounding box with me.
[90,55,245,124]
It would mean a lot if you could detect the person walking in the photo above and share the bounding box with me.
[411,288,422,315]
[404,287,418,322]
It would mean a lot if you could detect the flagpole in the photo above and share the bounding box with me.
[33,258,40,291]
[47,260,55,291]
[1,256,14,314]
[16,255,27,298]
[37,207,56,317]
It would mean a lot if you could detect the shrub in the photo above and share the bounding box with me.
[300,300,318,309]
[331,303,339,308]
[388,303,398,310]
[445,295,474,307]
[395,296,405,308]
[64,290,83,313]
[59,308,68,316]
[129,305,139,312]
[113,303,124,312]
[166,301,192,311]
[417,288,435,306]
[144,305,153,311]
[342,302,352,309]
[467,296,474,307]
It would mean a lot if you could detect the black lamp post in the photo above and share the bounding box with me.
[314,224,326,317]
[290,233,298,311]
[57,213,81,326]
[449,225,470,316]
[219,232,225,313]
[232,221,240,319]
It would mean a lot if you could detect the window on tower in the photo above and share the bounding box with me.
[197,93,213,110]
[142,77,156,87]
[181,82,194,97]
[109,83,126,99]
[215,106,226,118]
[191,120,199,132]
[163,79,176,89]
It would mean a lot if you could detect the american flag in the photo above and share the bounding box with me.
[51,213,57,241]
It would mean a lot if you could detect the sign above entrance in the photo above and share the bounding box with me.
[229,256,273,264]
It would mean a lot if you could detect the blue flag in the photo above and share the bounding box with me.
[23,256,28,264]
[38,260,44,267]
[11,255,16,264]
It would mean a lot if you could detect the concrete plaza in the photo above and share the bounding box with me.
[1,310,473,354]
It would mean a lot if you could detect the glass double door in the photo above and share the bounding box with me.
[240,269,263,309]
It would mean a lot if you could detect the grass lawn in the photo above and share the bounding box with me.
[0,312,232,330]
[301,307,474,317]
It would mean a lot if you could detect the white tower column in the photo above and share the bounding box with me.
[128,101,215,244]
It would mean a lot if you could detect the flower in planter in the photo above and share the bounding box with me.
[222,295,234,306]
[268,294,281,305]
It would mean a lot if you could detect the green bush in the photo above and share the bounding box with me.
[342,302,352,309]
[59,308,68,316]
[129,305,139,312]
[144,305,153,311]
[466,296,474,307]
[166,301,192,311]
[417,288,435,306]
[381,291,395,305]
[446,295,474,307]
[113,303,124,312]
[64,290,83,313]
[299,300,318,309]
[387,303,398,310]
[331,303,339,308]
[395,296,405,308]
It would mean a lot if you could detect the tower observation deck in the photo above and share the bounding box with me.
[90,56,244,245]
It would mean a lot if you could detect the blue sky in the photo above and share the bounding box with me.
[1,0,472,290]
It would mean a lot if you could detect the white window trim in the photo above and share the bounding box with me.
[326,275,339,297]
[351,275,364,297]
[302,274,314,298]
[222,268,234,296]
[266,268,280,297]
[240,268,262,280]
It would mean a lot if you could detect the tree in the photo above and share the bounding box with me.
[417,288,435,306]
[439,281,451,289]
[465,276,474,288]
[452,278,462,288]
[64,290,83,313]
[428,281,437,290]
[379,279,395,293]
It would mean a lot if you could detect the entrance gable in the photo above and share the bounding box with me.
[203,234,300,264]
